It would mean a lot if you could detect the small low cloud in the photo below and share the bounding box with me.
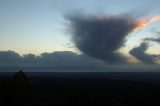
[0,51,104,68]
[129,42,159,64]
[144,37,160,44]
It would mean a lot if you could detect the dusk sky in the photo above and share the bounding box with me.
[1,0,160,68]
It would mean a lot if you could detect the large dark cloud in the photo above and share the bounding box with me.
[129,42,159,64]
[0,51,103,68]
[67,15,138,64]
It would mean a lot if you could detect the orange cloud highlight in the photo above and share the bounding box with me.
[135,16,160,30]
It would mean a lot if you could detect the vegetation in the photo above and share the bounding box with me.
[0,71,160,106]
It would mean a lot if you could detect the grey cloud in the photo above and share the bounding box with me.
[0,51,103,68]
[144,37,160,43]
[0,51,21,67]
[67,15,138,64]
[129,42,157,64]
[1,51,160,72]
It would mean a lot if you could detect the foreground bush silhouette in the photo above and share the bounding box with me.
[0,71,160,106]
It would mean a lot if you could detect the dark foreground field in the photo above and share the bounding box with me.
[0,71,160,106]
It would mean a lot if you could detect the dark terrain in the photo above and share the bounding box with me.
[0,71,160,106]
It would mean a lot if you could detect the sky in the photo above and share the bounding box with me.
[0,0,160,69]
